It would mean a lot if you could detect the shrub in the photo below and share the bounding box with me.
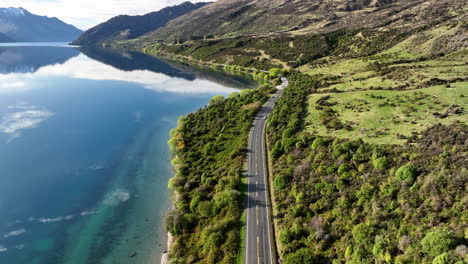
[164,210,186,235]
[373,156,388,171]
[338,163,351,174]
[208,95,225,106]
[395,164,417,182]
[421,229,455,257]
[432,252,455,264]
[274,174,288,191]
[284,248,318,264]
[352,223,373,245]
[269,67,281,78]
[311,137,327,149]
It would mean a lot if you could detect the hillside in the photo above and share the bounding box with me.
[72,2,208,46]
[0,7,82,42]
[139,0,465,43]
[129,0,468,263]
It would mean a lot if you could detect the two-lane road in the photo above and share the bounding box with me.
[246,77,288,264]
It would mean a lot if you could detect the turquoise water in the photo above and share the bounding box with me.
[0,44,254,263]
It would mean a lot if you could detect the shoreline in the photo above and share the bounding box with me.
[160,232,173,264]
[149,50,275,263]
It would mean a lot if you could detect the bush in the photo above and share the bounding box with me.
[432,252,455,264]
[269,67,281,78]
[338,163,351,174]
[165,210,187,235]
[208,95,225,106]
[274,174,288,191]
[284,248,318,264]
[311,137,327,149]
[373,156,388,171]
[395,164,417,182]
[421,229,456,257]
[352,223,373,245]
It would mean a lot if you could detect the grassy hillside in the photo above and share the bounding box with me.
[266,72,467,263]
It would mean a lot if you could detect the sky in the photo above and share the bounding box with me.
[0,0,215,30]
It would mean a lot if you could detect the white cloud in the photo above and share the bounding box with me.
[0,105,54,143]
[0,0,215,30]
[104,189,130,206]
[4,228,27,238]
[38,215,74,223]
[0,245,7,253]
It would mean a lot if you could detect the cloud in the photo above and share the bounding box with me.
[80,210,98,216]
[4,228,27,238]
[15,244,24,250]
[0,245,7,253]
[104,189,130,206]
[38,215,74,223]
[0,105,53,143]
[0,0,215,30]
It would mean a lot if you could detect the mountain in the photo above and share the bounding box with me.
[141,0,404,42]
[0,32,14,42]
[141,0,466,46]
[141,0,466,68]
[72,1,209,46]
[0,7,82,42]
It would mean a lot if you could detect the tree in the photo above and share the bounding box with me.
[352,222,373,245]
[198,201,214,218]
[209,95,225,106]
[284,248,318,264]
[269,68,281,78]
[421,228,455,257]
[164,209,186,235]
[213,190,241,209]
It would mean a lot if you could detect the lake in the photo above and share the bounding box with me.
[0,43,255,264]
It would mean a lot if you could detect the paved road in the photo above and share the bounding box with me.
[245,77,288,264]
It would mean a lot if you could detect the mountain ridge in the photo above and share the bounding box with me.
[0,7,82,42]
[72,1,209,46]
[140,0,408,42]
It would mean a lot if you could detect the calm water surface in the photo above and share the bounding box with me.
[0,43,255,263]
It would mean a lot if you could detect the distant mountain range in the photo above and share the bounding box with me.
[0,32,14,42]
[72,1,208,46]
[0,7,82,42]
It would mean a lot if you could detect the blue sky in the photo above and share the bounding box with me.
[0,0,214,30]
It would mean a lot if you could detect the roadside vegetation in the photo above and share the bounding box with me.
[165,85,271,264]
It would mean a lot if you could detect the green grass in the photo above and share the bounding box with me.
[305,82,468,145]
